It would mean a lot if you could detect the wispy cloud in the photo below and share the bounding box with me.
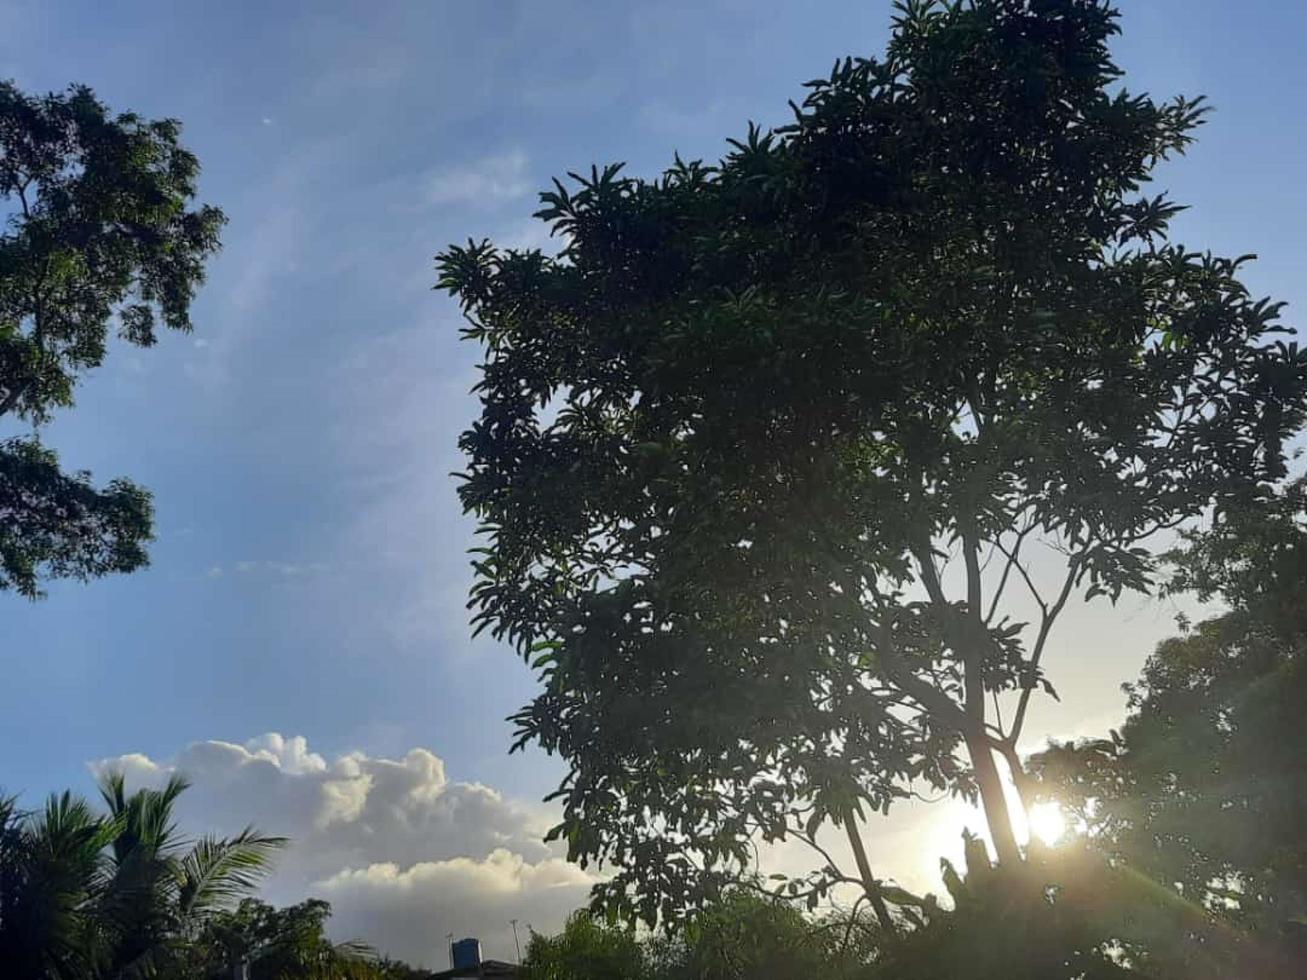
[423,149,531,209]
[323,314,481,656]
[495,216,563,255]
[208,560,330,579]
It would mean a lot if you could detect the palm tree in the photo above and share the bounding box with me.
[0,775,284,979]
[0,791,119,979]
[96,770,285,979]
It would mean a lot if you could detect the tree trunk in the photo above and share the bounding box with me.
[957,533,1022,866]
[998,741,1035,816]
[843,810,895,933]
[963,730,1021,865]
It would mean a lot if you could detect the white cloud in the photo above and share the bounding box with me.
[181,194,304,393]
[92,733,588,968]
[318,850,591,965]
[213,560,329,579]
[182,132,351,394]
[322,315,484,655]
[496,216,563,256]
[424,149,531,209]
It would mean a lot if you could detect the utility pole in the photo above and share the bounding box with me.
[510,919,522,963]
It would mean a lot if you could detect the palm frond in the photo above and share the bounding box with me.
[98,770,192,865]
[177,827,286,919]
[97,771,128,814]
[0,791,23,832]
[2,791,116,980]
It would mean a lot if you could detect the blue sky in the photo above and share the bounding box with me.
[2,0,1305,963]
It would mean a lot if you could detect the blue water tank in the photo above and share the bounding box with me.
[451,938,482,971]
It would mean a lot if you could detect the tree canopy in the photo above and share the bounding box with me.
[437,0,1307,927]
[183,897,420,980]
[0,80,224,598]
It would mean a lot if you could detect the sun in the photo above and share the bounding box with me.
[1026,802,1067,846]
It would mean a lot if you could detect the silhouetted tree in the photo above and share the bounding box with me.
[1031,477,1307,975]
[522,894,880,980]
[0,790,117,978]
[864,834,1185,979]
[521,912,649,980]
[648,891,879,980]
[0,80,225,598]
[182,897,387,980]
[437,0,1307,926]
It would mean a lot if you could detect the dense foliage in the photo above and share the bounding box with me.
[522,893,881,980]
[866,837,1209,979]
[438,0,1307,926]
[0,80,224,598]
[1031,477,1307,976]
[182,898,425,980]
[521,911,648,980]
[520,845,1221,980]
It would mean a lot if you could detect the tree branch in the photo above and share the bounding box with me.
[993,537,1049,616]
[1007,559,1079,746]
[873,625,967,729]
[961,531,985,719]
[913,537,948,607]
[985,520,1035,624]
[2,181,47,421]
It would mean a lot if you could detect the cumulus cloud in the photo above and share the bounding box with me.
[92,733,588,967]
[319,850,591,965]
[423,149,531,208]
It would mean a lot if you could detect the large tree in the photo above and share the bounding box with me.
[1,80,224,598]
[437,0,1307,926]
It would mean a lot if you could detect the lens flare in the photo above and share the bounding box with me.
[1026,801,1067,846]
